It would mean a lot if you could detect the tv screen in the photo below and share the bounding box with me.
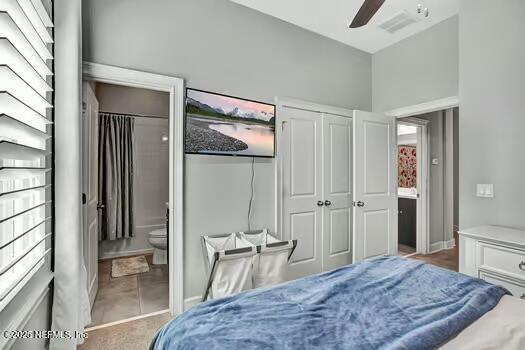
[185,88,275,157]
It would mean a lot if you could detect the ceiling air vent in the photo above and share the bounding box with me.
[378,11,419,34]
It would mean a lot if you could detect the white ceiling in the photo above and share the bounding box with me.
[230,0,458,53]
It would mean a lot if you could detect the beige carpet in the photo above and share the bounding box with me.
[79,313,171,350]
[111,256,150,278]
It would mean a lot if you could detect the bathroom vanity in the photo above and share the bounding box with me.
[398,189,417,249]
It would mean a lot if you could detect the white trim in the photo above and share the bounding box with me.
[275,96,354,118]
[183,295,202,311]
[386,96,459,119]
[84,309,169,332]
[445,238,456,249]
[396,120,430,255]
[2,279,51,349]
[429,238,456,254]
[82,62,185,317]
[98,248,155,260]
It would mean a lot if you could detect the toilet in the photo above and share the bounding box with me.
[148,227,167,264]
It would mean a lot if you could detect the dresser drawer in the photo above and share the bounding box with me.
[478,242,525,279]
[479,270,525,299]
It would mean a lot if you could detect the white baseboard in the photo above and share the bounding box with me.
[99,248,154,260]
[183,295,201,311]
[429,238,456,253]
[445,238,456,249]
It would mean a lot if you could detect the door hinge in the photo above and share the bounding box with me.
[82,193,87,205]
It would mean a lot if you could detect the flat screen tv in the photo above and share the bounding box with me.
[185,88,275,157]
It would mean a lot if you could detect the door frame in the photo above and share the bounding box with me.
[386,96,459,255]
[274,97,354,239]
[396,118,429,255]
[82,62,185,316]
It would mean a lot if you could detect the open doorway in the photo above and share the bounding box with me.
[81,81,171,327]
[395,108,459,271]
[397,123,421,256]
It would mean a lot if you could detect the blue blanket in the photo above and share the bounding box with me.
[151,256,509,350]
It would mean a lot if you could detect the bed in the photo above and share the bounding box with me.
[150,256,512,350]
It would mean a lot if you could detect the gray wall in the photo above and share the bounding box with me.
[372,16,459,112]
[95,82,170,117]
[458,0,525,229]
[83,0,372,299]
[425,112,445,246]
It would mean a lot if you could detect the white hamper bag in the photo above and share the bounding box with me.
[201,233,257,301]
[239,229,297,288]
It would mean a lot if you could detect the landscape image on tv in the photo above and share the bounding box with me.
[185,88,275,157]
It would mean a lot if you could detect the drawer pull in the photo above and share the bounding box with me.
[519,261,525,271]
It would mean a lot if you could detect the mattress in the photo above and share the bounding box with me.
[441,295,525,349]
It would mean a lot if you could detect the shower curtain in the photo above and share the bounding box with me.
[98,113,135,240]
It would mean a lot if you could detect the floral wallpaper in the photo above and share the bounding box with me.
[398,145,417,188]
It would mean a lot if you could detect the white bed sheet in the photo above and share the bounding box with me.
[440,296,525,349]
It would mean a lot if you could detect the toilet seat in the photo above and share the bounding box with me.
[149,228,167,238]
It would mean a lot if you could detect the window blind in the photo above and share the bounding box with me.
[0,0,53,310]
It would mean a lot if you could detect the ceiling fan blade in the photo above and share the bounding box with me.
[349,0,386,28]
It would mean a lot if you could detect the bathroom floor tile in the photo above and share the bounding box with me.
[100,290,142,324]
[89,254,169,327]
[139,280,169,314]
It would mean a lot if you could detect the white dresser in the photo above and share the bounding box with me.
[459,226,525,299]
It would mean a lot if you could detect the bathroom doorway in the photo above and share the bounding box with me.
[396,122,424,256]
[80,64,184,330]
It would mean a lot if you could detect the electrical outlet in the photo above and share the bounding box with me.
[477,184,494,198]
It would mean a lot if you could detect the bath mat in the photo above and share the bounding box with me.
[111,256,150,278]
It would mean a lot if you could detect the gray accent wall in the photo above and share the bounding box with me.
[82,0,372,299]
[458,0,525,230]
[372,16,459,112]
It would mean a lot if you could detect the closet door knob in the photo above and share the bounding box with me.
[324,200,332,206]
[521,293,525,300]
[519,261,525,271]
[317,201,324,207]
[356,201,365,208]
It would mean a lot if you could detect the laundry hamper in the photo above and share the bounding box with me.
[239,229,297,288]
[201,233,257,301]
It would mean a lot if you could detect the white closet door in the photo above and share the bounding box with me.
[281,107,323,280]
[322,113,353,271]
[353,110,397,262]
[82,82,99,308]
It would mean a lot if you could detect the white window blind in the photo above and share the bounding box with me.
[0,0,53,310]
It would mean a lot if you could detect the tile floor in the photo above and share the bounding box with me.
[89,254,169,327]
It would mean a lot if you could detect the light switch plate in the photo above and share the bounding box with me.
[477,184,494,198]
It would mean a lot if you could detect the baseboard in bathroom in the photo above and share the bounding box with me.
[99,248,155,261]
